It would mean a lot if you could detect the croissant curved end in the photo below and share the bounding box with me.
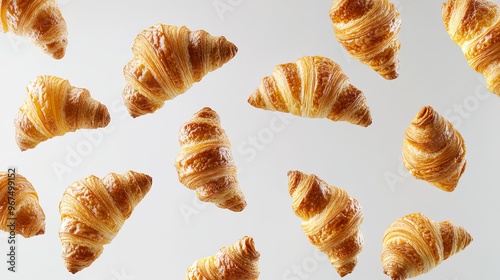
[238,236,260,260]
[286,170,301,196]
[42,38,68,60]
[412,106,436,126]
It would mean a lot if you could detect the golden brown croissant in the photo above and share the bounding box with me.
[402,106,466,192]
[443,0,500,95]
[0,171,45,238]
[58,170,152,274]
[184,236,260,280]
[382,212,472,280]
[247,56,372,127]
[122,24,238,117]
[1,0,68,59]
[175,107,246,212]
[14,75,111,151]
[329,0,401,79]
[287,170,364,277]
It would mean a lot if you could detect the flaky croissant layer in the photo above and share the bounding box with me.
[443,0,500,96]
[0,0,68,59]
[330,0,401,79]
[14,75,111,151]
[123,24,237,117]
[288,170,364,277]
[184,236,260,280]
[59,170,152,274]
[402,106,466,192]
[382,213,472,280]
[0,172,45,238]
[175,107,247,212]
[248,56,372,127]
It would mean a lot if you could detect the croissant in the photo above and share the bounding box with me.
[402,106,466,192]
[287,170,364,277]
[443,0,500,95]
[329,0,401,79]
[247,56,372,127]
[14,75,111,151]
[184,236,260,280]
[1,0,68,59]
[122,24,238,117]
[382,212,472,280]
[58,170,152,274]
[175,107,246,212]
[0,171,45,238]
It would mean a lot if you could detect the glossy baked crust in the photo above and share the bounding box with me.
[0,0,68,59]
[59,170,152,274]
[0,172,45,238]
[288,170,364,277]
[402,106,466,192]
[14,75,110,151]
[184,236,260,280]
[382,213,472,280]
[330,0,401,79]
[248,56,372,127]
[175,107,246,212]
[123,24,238,117]
[443,0,500,95]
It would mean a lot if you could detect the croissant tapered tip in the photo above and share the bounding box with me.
[247,90,267,110]
[193,107,220,122]
[335,260,357,277]
[43,38,68,60]
[413,105,435,124]
[226,200,247,212]
[355,111,373,127]
[382,69,399,80]
[239,236,260,259]
[287,170,302,196]
[220,37,238,62]
[94,104,111,128]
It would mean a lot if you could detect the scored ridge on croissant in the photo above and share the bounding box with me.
[402,106,467,192]
[0,172,45,238]
[330,0,402,79]
[288,170,364,277]
[443,0,500,96]
[248,55,372,127]
[382,212,472,280]
[59,170,152,274]
[184,236,260,280]
[14,75,111,151]
[175,107,247,212]
[123,24,238,117]
[0,0,68,59]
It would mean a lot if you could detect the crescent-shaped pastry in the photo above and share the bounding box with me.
[288,170,364,277]
[382,212,472,280]
[402,106,467,192]
[330,0,401,79]
[248,56,372,127]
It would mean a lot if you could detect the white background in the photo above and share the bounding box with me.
[0,0,496,279]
